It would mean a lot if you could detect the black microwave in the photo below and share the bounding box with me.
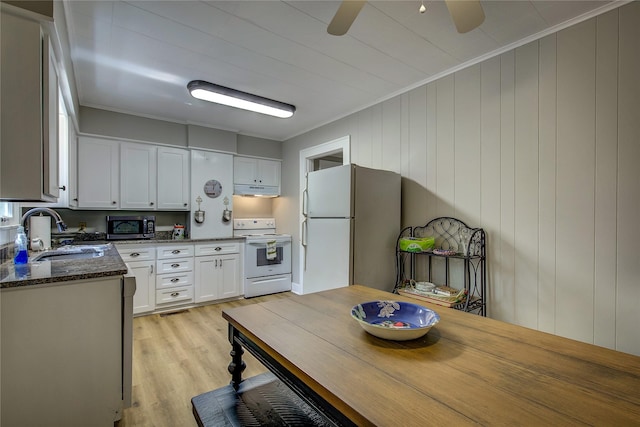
[106,215,155,240]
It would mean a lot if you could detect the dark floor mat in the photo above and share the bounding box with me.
[192,372,339,427]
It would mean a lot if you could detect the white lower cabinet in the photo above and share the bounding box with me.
[117,244,156,315]
[1,277,123,426]
[129,260,156,315]
[195,242,242,303]
[155,244,195,309]
[120,241,242,315]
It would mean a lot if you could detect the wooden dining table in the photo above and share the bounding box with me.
[222,285,640,426]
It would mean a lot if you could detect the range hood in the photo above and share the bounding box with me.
[233,184,279,197]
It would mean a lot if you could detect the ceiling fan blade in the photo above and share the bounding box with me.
[444,0,485,34]
[327,0,366,36]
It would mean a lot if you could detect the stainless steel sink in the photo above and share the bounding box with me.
[32,245,108,262]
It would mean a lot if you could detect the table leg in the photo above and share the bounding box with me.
[227,324,246,390]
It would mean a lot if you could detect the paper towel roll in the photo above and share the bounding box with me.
[30,215,52,250]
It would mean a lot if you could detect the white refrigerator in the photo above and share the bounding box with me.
[302,164,400,294]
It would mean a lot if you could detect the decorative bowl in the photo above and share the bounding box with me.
[351,300,440,341]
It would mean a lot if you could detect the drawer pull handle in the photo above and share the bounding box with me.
[130,252,140,257]
[215,247,222,251]
[170,278,179,283]
[171,263,180,268]
[170,292,179,297]
[171,250,181,254]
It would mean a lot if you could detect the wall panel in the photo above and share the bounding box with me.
[370,104,383,169]
[616,1,640,356]
[355,107,374,167]
[425,83,438,222]
[514,42,540,328]
[593,10,618,349]
[498,50,516,323]
[480,56,502,318]
[436,75,456,218]
[555,20,596,343]
[381,97,402,174]
[404,86,428,227]
[453,65,482,226]
[537,34,558,334]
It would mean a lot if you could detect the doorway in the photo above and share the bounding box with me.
[295,136,350,294]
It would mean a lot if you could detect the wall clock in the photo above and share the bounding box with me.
[204,179,222,198]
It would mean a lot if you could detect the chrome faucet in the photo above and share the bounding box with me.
[21,207,68,233]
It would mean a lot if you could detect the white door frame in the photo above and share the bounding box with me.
[294,136,350,294]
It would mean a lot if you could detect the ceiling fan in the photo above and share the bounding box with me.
[327,0,485,36]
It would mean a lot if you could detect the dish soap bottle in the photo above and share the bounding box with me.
[14,226,28,264]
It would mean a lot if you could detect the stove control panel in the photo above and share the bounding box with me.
[233,218,276,230]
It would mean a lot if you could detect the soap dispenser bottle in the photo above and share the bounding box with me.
[14,226,28,264]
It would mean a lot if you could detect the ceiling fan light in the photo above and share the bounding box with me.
[187,80,295,118]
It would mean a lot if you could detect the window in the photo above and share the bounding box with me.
[0,202,17,225]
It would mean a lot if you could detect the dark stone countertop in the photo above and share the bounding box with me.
[0,244,128,289]
[107,236,246,245]
[0,237,247,289]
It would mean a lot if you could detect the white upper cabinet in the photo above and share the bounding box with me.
[0,10,59,202]
[77,137,120,209]
[76,137,190,210]
[233,156,281,196]
[67,125,78,208]
[234,157,280,186]
[120,142,157,210]
[157,147,190,210]
[256,159,281,187]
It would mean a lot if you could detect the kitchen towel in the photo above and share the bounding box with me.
[266,240,277,260]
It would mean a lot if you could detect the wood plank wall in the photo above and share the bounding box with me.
[281,3,640,356]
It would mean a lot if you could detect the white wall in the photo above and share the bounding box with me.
[278,3,640,356]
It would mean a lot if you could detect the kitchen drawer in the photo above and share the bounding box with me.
[156,245,194,259]
[116,245,155,262]
[195,242,240,256]
[156,257,193,275]
[156,271,193,290]
[155,285,194,305]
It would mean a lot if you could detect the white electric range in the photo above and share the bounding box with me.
[233,218,292,298]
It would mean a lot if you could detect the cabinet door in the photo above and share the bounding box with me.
[233,157,259,184]
[42,37,60,200]
[77,137,119,208]
[157,147,190,210]
[258,159,280,187]
[67,125,79,208]
[128,260,156,315]
[218,253,241,299]
[120,142,157,209]
[194,255,218,303]
[0,12,57,202]
[195,253,241,302]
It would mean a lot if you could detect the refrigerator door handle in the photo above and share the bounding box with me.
[301,218,307,247]
[302,188,308,217]
[301,218,308,270]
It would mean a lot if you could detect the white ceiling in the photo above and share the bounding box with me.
[63,0,618,141]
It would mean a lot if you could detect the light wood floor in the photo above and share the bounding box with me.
[120,292,293,427]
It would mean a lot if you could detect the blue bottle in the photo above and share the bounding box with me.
[14,226,28,265]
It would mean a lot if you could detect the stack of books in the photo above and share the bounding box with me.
[398,284,468,307]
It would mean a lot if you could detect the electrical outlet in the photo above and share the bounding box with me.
[79,222,87,231]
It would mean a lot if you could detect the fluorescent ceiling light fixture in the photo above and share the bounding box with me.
[187,80,295,118]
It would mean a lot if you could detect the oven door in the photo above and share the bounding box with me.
[245,238,291,278]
